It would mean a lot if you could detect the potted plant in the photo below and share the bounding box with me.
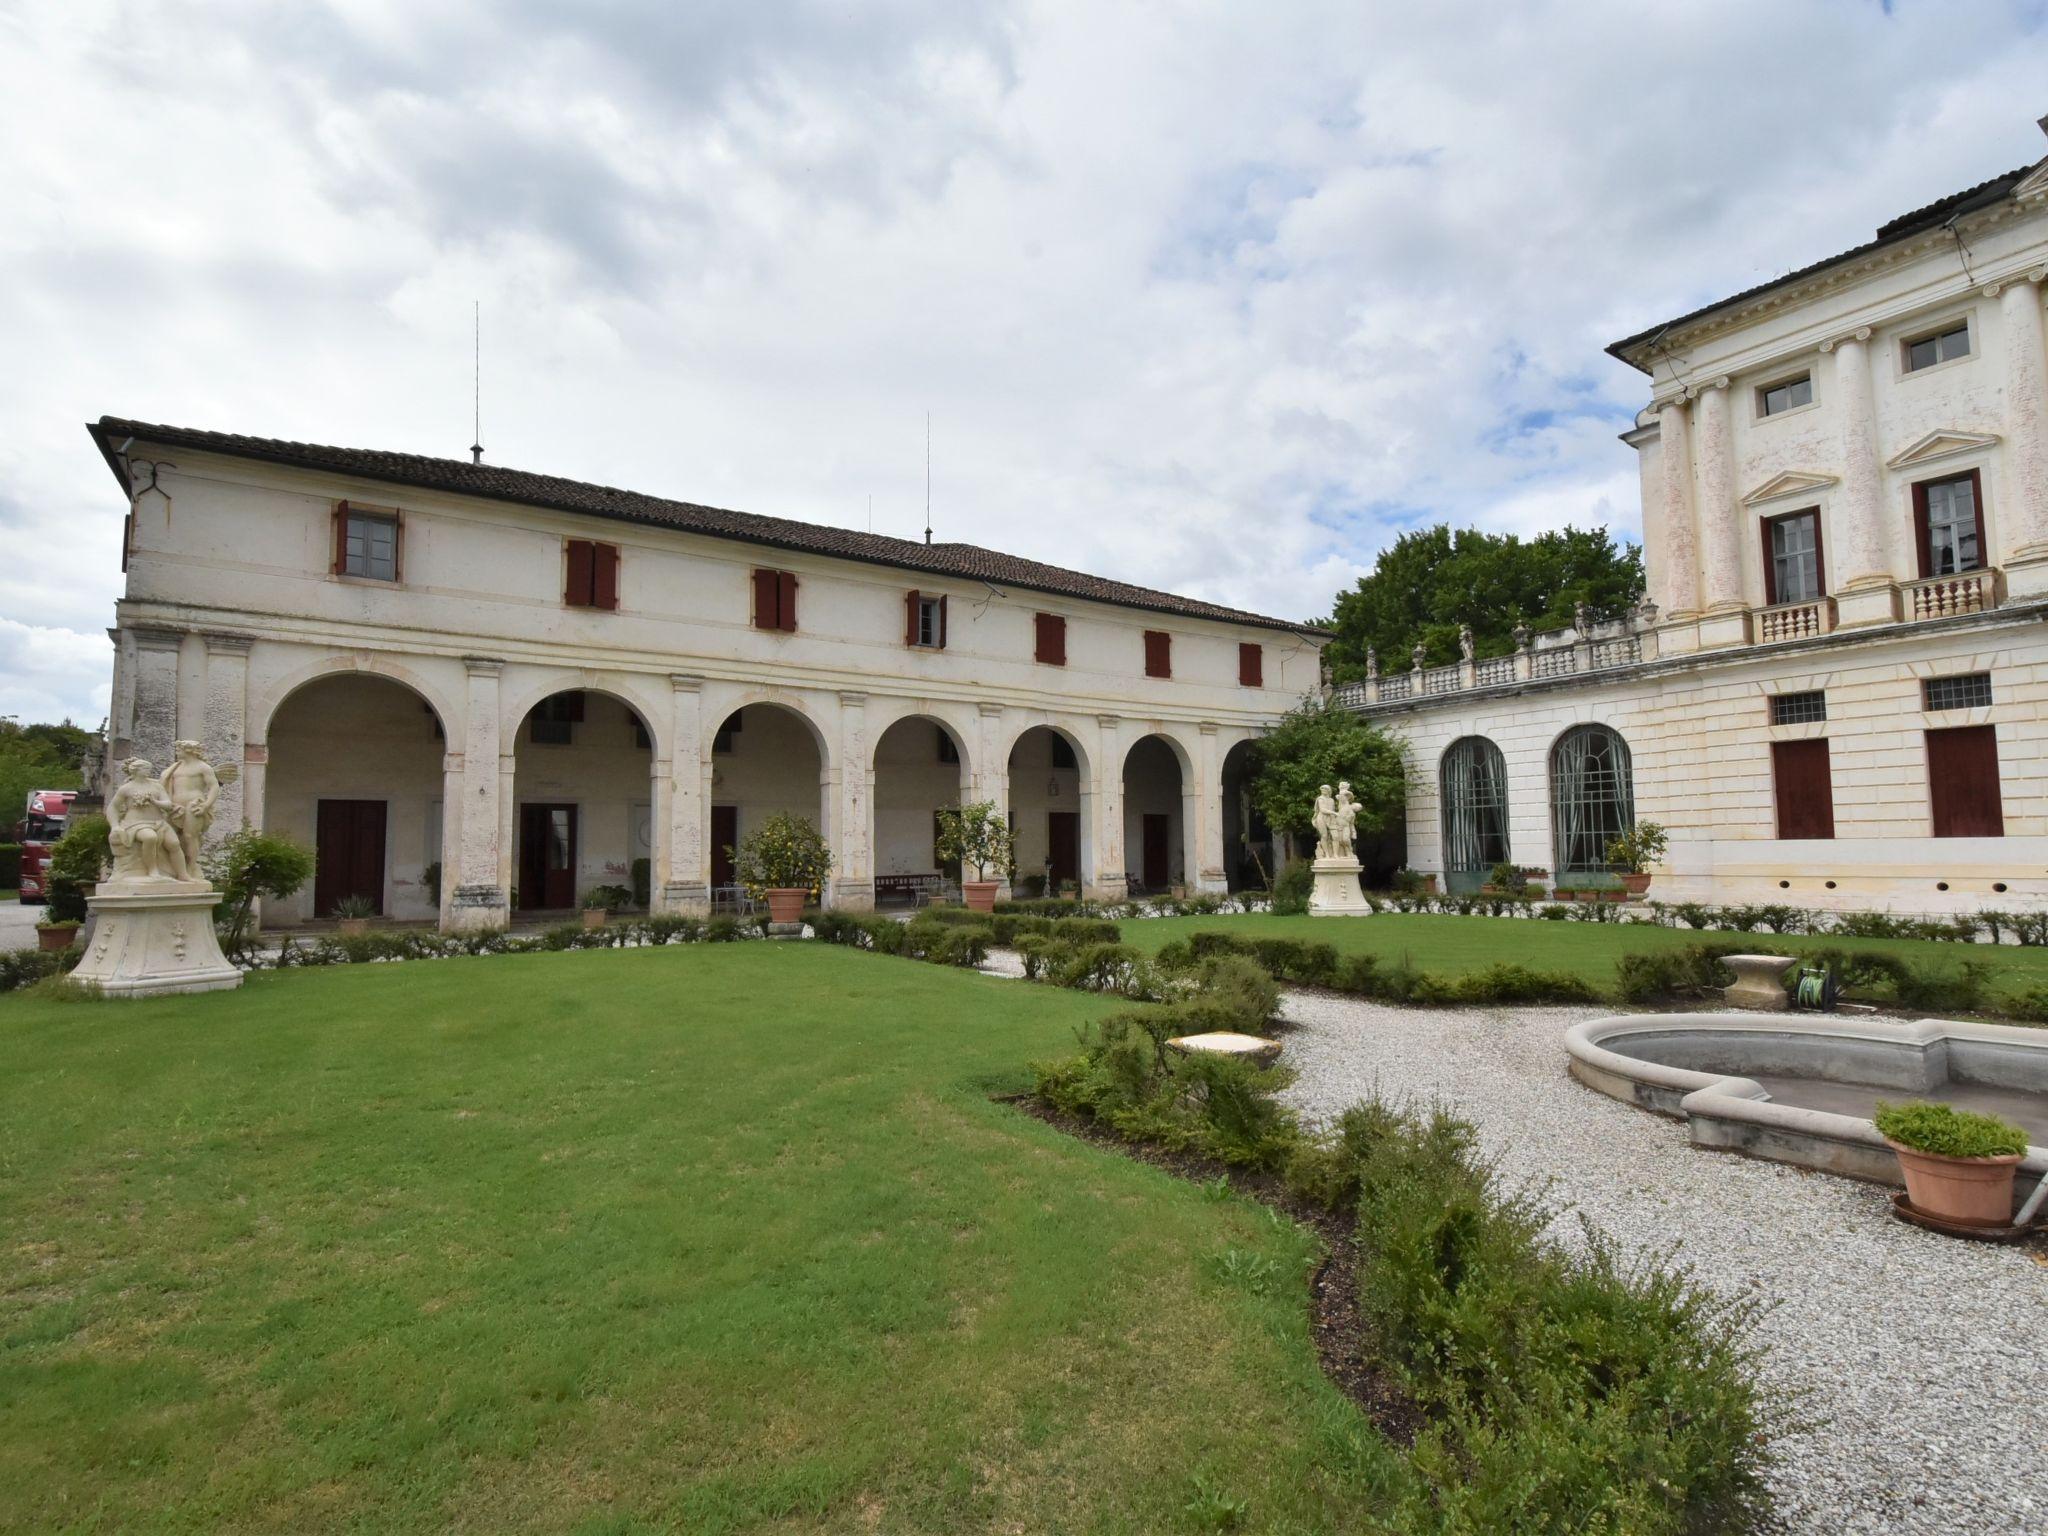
[580,884,633,929]
[732,813,833,926]
[330,894,376,937]
[934,801,1015,913]
[1606,821,1669,897]
[1874,1100,2030,1228]
[35,916,80,952]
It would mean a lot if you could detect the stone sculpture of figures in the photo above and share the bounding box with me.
[1313,783,1339,858]
[1365,646,1378,680]
[1458,624,1475,663]
[107,758,191,883]
[1574,600,1590,635]
[162,741,221,877]
[1313,781,1362,861]
[1333,781,1361,858]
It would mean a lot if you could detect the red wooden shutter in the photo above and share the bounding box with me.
[594,543,619,611]
[566,539,595,606]
[390,512,403,583]
[1238,642,1263,687]
[1035,613,1065,665]
[1771,739,1835,839]
[332,504,349,575]
[906,589,922,645]
[1759,519,1778,606]
[1911,482,1932,579]
[938,595,948,648]
[753,568,778,630]
[1927,725,2003,837]
[1144,630,1171,678]
[777,570,798,632]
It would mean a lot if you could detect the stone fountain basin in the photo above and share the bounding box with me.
[1564,1011,2048,1198]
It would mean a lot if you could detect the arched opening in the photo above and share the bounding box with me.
[511,690,655,914]
[1007,725,1090,898]
[1550,724,1634,881]
[1440,736,1510,895]
[872,715,972,907]
[1220,738,1273,892]
[265,673,448,925]
[1122,734,1187,896]
[708,703,827,906]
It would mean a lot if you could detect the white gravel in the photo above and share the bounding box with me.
[1274,990,2048,1536]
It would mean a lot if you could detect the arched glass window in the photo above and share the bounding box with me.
[1550,725,1635,879]
[1439,737,1510,894]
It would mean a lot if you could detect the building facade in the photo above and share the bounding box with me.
[1348,148,2048,913]
[93,421,1320,929]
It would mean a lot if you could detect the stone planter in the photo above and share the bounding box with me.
[581,908,608,930]
[1886,1140,2023,1227]
[36,923,77,953]
[765,888,808,926]
[962,880,1000,913]
[337,917,370,938]
[1620,872,1652,897]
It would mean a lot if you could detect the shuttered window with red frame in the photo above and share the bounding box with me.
[1143,630,1171,679]
[1034,613,1066,666]
[564,539,620,610]
[1238,642,1263,687]
[753,568,798,631]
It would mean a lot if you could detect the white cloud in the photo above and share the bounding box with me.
[2,0,2044,721]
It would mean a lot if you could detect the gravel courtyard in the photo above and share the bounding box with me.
[1274,991,2047,1536]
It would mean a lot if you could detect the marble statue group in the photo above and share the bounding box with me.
[1311,781,1362,862]
[1306,779,1372,917]
[106,743,221,884]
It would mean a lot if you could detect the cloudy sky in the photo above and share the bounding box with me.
[4,1,2046,727]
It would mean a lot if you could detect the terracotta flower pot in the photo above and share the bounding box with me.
[1886,1139,2023,1227]
[1621,872,1652,896]
[962,880,1000,913]
[36,924,76,953]
[765,888,808,925]
[582,908,608,930]
[337,917,370,938]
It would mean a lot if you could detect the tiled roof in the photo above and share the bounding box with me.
[88,416,1322,635]
[1607,162,2039,370]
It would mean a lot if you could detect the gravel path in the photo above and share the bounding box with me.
[1274,990,2047,1536]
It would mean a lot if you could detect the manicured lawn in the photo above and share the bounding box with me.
[0,945,1400,1534]
[1118,912,2048,1006]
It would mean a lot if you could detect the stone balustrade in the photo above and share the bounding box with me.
[1904,569,1996,621]
[1756,597,1835,644]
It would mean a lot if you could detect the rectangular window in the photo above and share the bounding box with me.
[1758,373,1813,417]
[905,590,947,648]
[1034,612,1066,666]
[1913,471,1985,578]
[1771,738,1835,839]
[1769,690,1827,726]
[1761,508,1824,604]
[1238,642,1263,687]
[1904,321,1970,373]
[564,539,620,610]
[530,691,584,746]
[1143,630,1171,679]
[1923,672,1992,711]
[1927,724,2003,837]
[333,503,401,582]
[753,568,798,632]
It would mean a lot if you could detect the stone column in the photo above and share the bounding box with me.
[200,633,253,839]
[832,691,873,910]
[1822,327,1898,625]
[1691,378,1749,645]
[447,657,509,931]
[128,627,185,770]
[1996,272,2048,594]
[1655,398,1700,618]
[973,703,1011,897]
[1193,722,1227,894]
[1090,714,1126,901]
[659,675,709,912]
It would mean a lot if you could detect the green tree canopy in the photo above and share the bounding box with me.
[1324,524,1643,682]
[1248,701,1406,842]
[0,719,97,825]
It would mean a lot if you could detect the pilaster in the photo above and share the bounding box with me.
[1090,713,1127,901]
[1655,398,1700,618]
[1194,722,1227,893]
[127,627,185,772]
[1994,273,2048,596]
[200,632,253,839]
[1822,327,1900,625]
[447,656,509,931]
[1689,378,1746,624]
[659,674,710,913]
[832,691,873,910]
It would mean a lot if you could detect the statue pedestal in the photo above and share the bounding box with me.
[70,880,243,998]
[1307,857,1372,917]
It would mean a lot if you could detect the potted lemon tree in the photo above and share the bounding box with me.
[935,801,1014,913]
[1606,821,1668,897]
[1875,1100,2030,1228]
[733,813,833,926]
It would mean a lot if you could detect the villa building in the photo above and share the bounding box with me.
[90,421,1321,929]
[1347,144,2048,913]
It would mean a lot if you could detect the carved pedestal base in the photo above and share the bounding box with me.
[71,881,243,998]
[1307,857,1372,917]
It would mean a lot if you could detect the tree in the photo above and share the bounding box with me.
[1247,701,1406,846]
[934,801,1015,882]
[1323,524,1643,682]
[0,718,98,823]
[204,827,316,953]
[731,813,833,898]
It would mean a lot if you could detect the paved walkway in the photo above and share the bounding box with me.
[0,899,44,950]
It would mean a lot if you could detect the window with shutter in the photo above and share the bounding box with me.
[1927,725,2004,837]
[1144,630,1171,679]
[1238,642,1263,687]
[777,570,798,632]
[753,569,799,631]
[565,539,596,607]
[1034,613,1066,666]
[593,542,619,611]
[907,591,945,648]
[1770,739,1835,839]
[334,502,401,582]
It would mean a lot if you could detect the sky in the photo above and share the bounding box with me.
[3,1,2047,728]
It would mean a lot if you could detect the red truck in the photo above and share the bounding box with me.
[15,790,77,904]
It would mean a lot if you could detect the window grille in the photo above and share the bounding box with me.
[1923,673,1991,711]
[1440,738,1510,895]
[1769,691,1827,726]
[1550,724,1634,878]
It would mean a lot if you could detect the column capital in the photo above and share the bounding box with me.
[1652,394,1687,417]
[977,700,1005,718]
[462,655,504,677]
[1818,325,1873,354]
[1096,713,1121,730]
[838,690,867,708]
[1684,376,1731,398]
[668,673,703,693]
[1197,720,1219,736]
[202,630,255,655]
[1982,266,2048,298]
[131,626,185,652]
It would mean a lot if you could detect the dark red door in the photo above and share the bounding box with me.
[518,803,578,909]
[711,805,739,890]
[1141,813,1170,891]
[1927,726,2004,837]
[1771,739,1835,840]
[1047,811,1080,889]
[315,800,387,917]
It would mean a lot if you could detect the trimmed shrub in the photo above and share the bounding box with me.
[1,945,82,992]
[1270,858,1314,916]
